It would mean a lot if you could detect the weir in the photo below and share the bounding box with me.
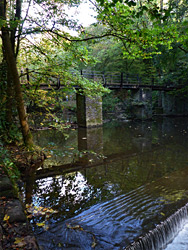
[126,203,188,250]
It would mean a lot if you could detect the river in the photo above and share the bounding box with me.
[23,117,188,249]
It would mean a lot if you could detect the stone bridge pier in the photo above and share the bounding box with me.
[131,88,152,120]
[76,94,103,127]
[76,89,153,127]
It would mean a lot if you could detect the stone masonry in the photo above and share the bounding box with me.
[76,94,103,127]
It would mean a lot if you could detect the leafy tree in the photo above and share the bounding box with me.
[83,0,188,87]
[83,24,154,75]
[91,0,177,58]
[0,0,108,147]
[0,0,34,147]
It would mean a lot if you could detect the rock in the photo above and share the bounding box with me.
[0,168,39,250]
[6,199,26,223]
[0,189,16,199]
[0,206,4,221]
[0,177,13,192]
[117,113,128,121]
[0,225,3,250]
[24,236,39,250]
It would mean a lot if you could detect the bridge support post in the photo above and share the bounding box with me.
[131,88,152,120]
[76,94,103,127]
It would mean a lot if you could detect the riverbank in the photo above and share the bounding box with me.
[0,164,39,250]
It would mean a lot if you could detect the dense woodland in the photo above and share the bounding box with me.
[0,0,188,174]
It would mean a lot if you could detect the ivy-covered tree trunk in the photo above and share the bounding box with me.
[1,29,33,147]
[0,0,33,147]
[5,69,13,124]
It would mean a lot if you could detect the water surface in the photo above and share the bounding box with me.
[24,117,188,249]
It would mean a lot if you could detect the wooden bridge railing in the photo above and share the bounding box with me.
[79,70,185,90]
[21,69,187,91]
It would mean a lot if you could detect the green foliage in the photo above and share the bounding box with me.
[75,74,110,97]
[0,64,22,144]
[102,92,119,113]
[94,0,178,59]
[0,142,21,182]
[83,0,188,88]
[18,36,109,130]
[0,122,22,144]
[0,93,21,144]
[169,86,188,98]
[25,88,72,131]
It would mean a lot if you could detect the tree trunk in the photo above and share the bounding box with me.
[1,29,33,147]
[5,71,13,124]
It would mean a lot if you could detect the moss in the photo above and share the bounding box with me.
[3,162,20,197]
[25,131,34,149]
[0,144,21,197]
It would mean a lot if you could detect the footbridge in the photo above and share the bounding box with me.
[23,69,186,91]
[23,69,188,127]
[79,70,185,91]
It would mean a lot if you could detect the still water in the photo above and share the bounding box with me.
[24,117,188,249]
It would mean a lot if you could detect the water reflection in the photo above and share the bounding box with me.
[26,117,188,249]
[78,127,103,164]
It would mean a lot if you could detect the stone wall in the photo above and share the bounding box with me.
[131,88,152,120]
[162,92,188,116]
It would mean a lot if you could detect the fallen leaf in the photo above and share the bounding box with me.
[92,241,97,248]
[3,214,10,221]
[43,224,49,231]
[66,223,83,230]
[36,222,45,227]
[14,237,26,247]
[92,236,97,248]
[27,214,33,219]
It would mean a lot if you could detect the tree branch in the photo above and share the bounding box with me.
[178,45,188,54]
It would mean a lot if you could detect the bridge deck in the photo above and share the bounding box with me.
[102,84,183,91]
[39,83,183,91]
[22,69,186,91]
